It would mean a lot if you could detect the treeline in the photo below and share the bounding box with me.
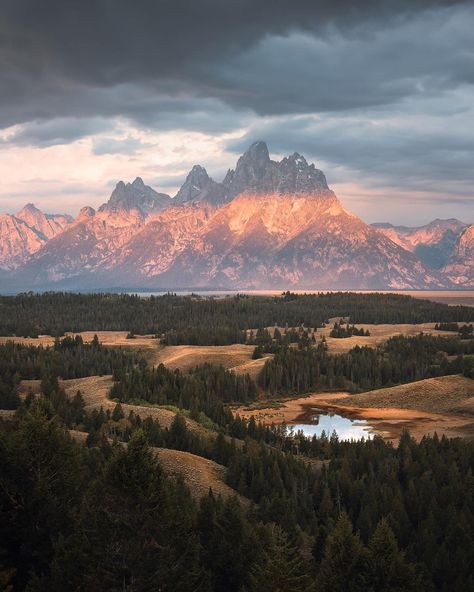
[227,430,474,592]
[2,402,474,591]
[258,334,474,394]
[0,336,143,409]
[162,326,247,345]
[1,331,473,591]
[329,321,370,338]
[110,363,257,429]
[1,291,474,343]
[435,322,474,339]
[250,326,316,358]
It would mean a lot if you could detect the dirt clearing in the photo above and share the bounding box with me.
[153,448,247,502]
[316,322,469,354]
[0,334,269,375]
[153,343,271,376]
[68,429,244,501]
[330,375,474,415]
[18,375,213,438]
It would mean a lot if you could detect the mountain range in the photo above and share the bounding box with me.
[0,141,472,291]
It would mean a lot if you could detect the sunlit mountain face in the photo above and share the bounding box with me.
[1,142,471,291]
[0,1,473,290]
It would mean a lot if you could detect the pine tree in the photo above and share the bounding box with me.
[111,402,124,422]
[0,405,84,589]
[47,429,207,591]
[249,523,313,592]
[366,518,421,591]
[168,413,189,449]
[317,513,367,592]
[71,390,85,424]
[207,496,256,592]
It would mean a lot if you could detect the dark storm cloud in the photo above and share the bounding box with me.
[2,0,463,81]
[225,101,474,196]
[1,118,113,147]
[1,0,473,218]
[0,82,251,137]
[211,8,474,115]
[0,0,470,131]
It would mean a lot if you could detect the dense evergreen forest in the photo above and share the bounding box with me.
[1,291,474,343]
[259,334,474,394]
[0,336,142,409]
[2,330,473,416]
[110,363,257,429]
[1,394,474,591]
[1,296,474,590]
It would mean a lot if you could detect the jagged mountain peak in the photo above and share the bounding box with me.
[16,203,48,224]
[131,176,146,189]
[224,141,329,199]
[184,165,211,185]
[17,202,41,215]
[241,140,271,166]
[224,141,272,198]
[15,201,72,241]
[278,152,328,193]
[190,164,206,174]
[2,141,472,290]
[100,178,171,215]
[0,203,72,270]
[16,202,73,225]
[174,165,226,206]
[374,217,468,269]
[287,152,307,165]
[77,206,96,221]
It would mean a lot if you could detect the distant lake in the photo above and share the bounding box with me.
[291,412,374,441]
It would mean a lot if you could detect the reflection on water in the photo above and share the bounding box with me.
[292,412,373,441]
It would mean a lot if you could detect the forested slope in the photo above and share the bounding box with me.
[1,292,474,342]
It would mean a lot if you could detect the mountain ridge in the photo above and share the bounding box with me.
[443,224,474,286]
[1,142,472,290]
[372,218,467,269]
[0,204,72,270]
[99,177,172,215]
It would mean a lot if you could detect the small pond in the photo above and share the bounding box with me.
[291,411,374,441]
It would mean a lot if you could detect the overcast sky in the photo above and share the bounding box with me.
[0,0,473,225]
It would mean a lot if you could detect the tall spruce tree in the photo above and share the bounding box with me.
[249,523,313,592]
[317,513,367,592]
[367,518,422,592]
